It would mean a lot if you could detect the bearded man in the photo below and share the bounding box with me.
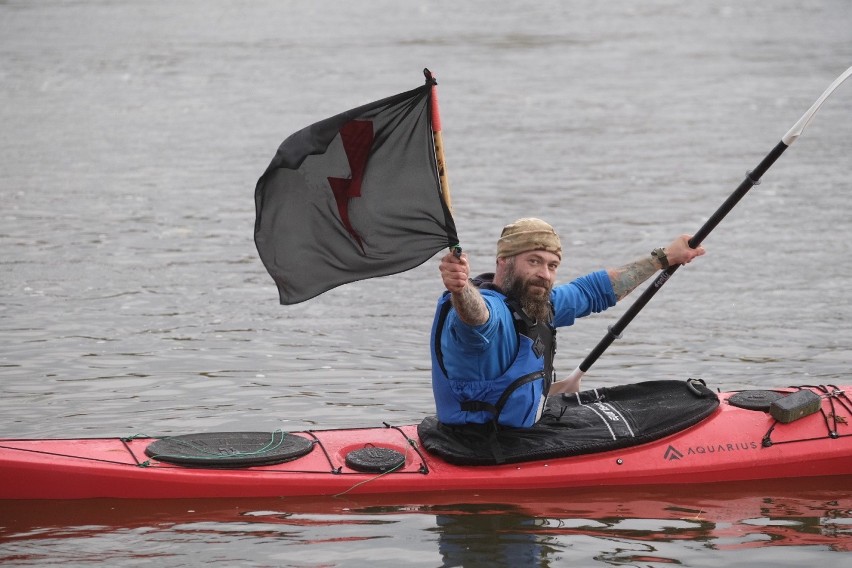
[430,218,704,428]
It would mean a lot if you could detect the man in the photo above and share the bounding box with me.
[430,218,705,429]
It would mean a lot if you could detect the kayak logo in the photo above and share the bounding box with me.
[663,441,761,461]
[663,445,684,461]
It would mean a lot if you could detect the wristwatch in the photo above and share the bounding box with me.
[651,247,669,269]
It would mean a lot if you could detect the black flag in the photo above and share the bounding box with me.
[254,81,458,304]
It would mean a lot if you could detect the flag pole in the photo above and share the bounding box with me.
[556,65,852,393]
[424,68,453,213]
[424,68,462,256]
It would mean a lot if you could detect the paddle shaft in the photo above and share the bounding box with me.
[577,141,789,374]
[572,66,852,379]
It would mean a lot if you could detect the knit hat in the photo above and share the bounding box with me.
[496,218,562,259]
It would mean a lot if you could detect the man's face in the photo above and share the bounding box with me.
[497,250,560,321]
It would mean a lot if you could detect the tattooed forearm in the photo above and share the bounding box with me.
[452,284,489,326]
[607,256,662,301]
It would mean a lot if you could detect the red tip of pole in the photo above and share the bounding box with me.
[424,68,442,132]
[430,87,442,133]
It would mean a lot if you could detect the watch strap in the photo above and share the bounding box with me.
[651,247,669,269]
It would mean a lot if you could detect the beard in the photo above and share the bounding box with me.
[502,260,553,323]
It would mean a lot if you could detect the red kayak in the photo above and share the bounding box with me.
[1,382,851,500]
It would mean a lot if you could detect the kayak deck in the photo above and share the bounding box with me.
[1,385,851,500]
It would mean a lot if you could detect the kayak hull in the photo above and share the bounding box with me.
[2,385,851,500]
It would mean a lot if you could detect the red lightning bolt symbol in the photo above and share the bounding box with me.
[328,120,374,253]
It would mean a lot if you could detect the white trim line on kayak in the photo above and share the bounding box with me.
[605,403,635,438]
[585,403,618,441]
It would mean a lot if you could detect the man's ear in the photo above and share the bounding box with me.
[494,256,509,282]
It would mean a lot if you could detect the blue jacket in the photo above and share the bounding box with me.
[430,270,616,428]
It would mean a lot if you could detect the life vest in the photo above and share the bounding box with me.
[430,273,556,428]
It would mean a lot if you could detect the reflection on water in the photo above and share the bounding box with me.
[2,480,851,566]
[435,510,557,567]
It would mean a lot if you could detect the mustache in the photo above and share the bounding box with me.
[527,278,551,290]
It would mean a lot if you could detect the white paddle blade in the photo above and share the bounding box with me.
[548,366,585,396]
[782,65,852,146]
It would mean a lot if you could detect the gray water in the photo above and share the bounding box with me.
[2,0,851,565]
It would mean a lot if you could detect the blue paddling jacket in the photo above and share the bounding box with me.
[430,270,617,428]
[430,274,556,428]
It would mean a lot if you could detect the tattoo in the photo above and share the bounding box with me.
[608,256,660,301]
[452,283,489,326]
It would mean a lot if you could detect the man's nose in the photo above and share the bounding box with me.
[536,266,553,281]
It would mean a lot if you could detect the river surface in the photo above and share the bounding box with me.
[2,0,851,565]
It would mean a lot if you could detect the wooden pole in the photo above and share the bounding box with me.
[424,68,453,213]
